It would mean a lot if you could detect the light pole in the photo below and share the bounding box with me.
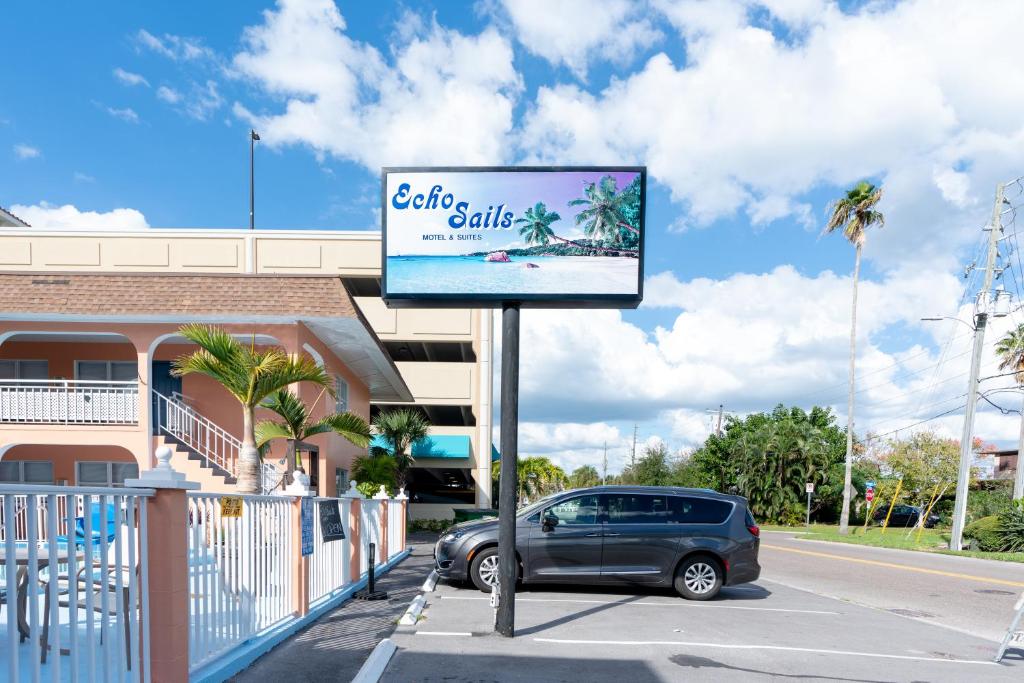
[249,129,260,230]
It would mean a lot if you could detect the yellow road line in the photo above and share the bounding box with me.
[762,543,1024,588]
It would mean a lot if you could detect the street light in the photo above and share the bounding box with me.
[249,129,260,230]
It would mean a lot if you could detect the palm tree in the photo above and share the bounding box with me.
[824,180,885,534]
[172,324,331,494]
[516,202,632,255]
[996,324,1024,499]
[351,452,397,496]
[568,175,639,241]
[255,388,371,487]
[371,408,430,490]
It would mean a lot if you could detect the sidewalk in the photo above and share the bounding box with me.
[231,538,434,682]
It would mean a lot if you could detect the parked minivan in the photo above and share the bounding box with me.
[433,486,760,600]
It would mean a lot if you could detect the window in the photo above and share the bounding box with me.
[606,494,672,524]
[75,361,136,382]
[76,461,139,487]
[672,496,733,524]
[335,376,349,413]
[335,468,349,496]
[545,495,599,526]
[0,461,54,484]
[0,360,48,380]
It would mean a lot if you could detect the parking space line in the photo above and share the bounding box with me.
[762,543,1024,588]
[532,638,998,666]
[415,631,473,637]
[438,595,840,615]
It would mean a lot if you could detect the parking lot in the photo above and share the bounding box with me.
[383,557,1023,682]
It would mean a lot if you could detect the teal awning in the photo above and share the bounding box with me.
[491,444,500,462]
[371,434,472,459]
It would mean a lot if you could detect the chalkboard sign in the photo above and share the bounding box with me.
[301,498,315,557]
[319,500,346,543]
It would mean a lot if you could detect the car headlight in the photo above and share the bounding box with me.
[441,531,465,544]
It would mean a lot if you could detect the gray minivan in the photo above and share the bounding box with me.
[433,486,760,600]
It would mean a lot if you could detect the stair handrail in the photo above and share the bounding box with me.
[154,390,241,476]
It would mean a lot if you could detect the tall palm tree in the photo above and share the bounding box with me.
[568,175,639,240]
[824,180,885,534]
[516,202,632,254]
[996,324,1024,499]
[255,388,371,486]
[172,324,331,494]
[371,408,430,490]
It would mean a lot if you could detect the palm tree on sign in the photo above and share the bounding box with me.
[824,180,885,534]
[172,324,331,494]
[371,408,430,490]
[255,388,371,488]
[995,324,1024,499]
[516,202,632,254]
[568,175,639,241]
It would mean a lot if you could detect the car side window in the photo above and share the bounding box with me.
[546,495,599,525]
[672,496,732,524]
[606,495,671,524]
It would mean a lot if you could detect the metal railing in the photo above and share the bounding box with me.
[186,494,293,670]
[0,485,154,682]
[0,380,139,425]
[154,391,240,477]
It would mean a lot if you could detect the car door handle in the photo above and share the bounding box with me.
[585,532,602,537]
[602,532,620,537]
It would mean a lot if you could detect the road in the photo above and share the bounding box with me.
[760,530,1024,642]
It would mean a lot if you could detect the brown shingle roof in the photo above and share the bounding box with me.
[0,273,358,319]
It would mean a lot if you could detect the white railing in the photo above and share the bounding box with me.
[154,391,239,477]
[359,500,382,575]
[260,464,285,495]
[387,500,406,562]
[186,494,293,670]
[0,485,153,683]
[0,380,139,425]
[309,498,353,604]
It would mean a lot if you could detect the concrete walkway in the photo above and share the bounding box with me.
[231,537,434,682]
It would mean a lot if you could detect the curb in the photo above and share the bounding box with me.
[351,638,397,683]
[399,594,426,625]
[422,569,439,592]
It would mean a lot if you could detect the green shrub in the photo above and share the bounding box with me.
[996,500,1024,553]
[966,486,1012,523]
[963,515,1003,551]
[407,518,454,534]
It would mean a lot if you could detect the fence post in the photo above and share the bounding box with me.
[283,470,315,617]
[124,446,199,683]
[341,481,364,578]
[373,486,389,562]
[395,487,408,554]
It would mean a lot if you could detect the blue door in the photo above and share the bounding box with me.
[151,361,182,435]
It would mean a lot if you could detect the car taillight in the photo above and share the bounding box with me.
[747,524,760,537]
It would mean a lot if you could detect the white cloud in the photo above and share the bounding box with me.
[13,144,40,160]
[231,0,522,169]
[156,85,181,104]
[113,67,149,87]
[518,0,1024,267]
[9,202,149,230]
[494,0,661,79]
[106,106,140,124]
[136,29,214,62]
[73,171,95,183]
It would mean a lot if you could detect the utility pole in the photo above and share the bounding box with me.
[602,441,608,485]
[631,424,638,467]
[950,182,1005,551]
[717,404,724,437]
[249,129,260,230]
[1016,405,1024,500]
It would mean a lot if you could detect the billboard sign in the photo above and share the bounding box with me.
[382,167,646,308]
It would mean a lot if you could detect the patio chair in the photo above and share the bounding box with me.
[55,503,119,547]
[39,527,137,668]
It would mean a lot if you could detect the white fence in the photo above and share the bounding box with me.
[0,380,139,425]
[386,500,405,563]
[359,500,382,575]
[308,498,353,604]
[0,485,153,683]
[186,494,293,670]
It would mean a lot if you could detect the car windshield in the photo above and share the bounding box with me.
[516,492,562,519]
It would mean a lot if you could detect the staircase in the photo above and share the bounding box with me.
[153,391,240,490]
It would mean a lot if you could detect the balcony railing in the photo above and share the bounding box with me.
[0,379,139,425]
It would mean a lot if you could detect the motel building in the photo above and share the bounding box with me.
[0,222,495,520]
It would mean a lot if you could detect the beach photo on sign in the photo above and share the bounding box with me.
[384,169,643,299]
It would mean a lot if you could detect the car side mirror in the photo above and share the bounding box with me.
[541,513,559,530]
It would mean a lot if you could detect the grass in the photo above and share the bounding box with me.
[763,523,1024,563]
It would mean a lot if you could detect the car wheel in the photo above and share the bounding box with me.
[469,548,501,593]
[674,556,723,601]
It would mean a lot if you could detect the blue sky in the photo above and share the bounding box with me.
[3,0,1024,474]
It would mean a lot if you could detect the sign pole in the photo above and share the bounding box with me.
[496,302,520,637]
